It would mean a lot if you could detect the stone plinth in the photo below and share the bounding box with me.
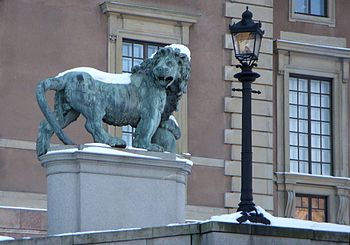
[39,144,192,235]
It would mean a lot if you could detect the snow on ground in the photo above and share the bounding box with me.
[56,67,131,84]
[209,206,350,233]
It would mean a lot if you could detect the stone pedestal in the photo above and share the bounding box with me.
[39,144,192,235]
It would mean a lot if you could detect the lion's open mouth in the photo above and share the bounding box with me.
[158,76,174,83]
[158,76,174,88]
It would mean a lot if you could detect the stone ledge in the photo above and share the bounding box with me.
[1,222,349,244]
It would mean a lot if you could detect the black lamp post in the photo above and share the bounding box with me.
[229,7,270,225]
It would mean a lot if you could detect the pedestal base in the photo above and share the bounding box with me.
[40,144,192,235]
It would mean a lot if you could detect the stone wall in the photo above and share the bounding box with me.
[1,222,348,245]
[0,207,46,239]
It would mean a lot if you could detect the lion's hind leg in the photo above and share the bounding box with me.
[84,114,126,148]
[36,110,80,157]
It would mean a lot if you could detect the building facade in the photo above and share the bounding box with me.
[0,0,348,238]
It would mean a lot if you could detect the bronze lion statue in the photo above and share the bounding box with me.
[36,45,191,157]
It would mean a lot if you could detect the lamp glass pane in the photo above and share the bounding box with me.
[233,32,255,57]
[254,33,262,58]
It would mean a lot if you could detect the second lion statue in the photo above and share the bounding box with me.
[36,45,191,157]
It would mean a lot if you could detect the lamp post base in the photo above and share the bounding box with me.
[236,207,271,225]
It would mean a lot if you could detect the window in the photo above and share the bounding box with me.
[289,75,332,175]
[101,0,199,153]
[289,0,335,27]
[121,40,165,146]
[294,0,327,17]
[295,194,327,222]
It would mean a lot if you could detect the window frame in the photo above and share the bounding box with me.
[288,74,333,176]
[289,0,335,27]
[295,194,328,222]
[293,0,328,17]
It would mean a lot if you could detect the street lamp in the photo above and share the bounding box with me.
[229,7,270,225]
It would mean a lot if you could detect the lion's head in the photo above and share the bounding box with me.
[131,46,191,92]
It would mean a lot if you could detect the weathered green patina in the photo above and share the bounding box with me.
[36,46,191,157]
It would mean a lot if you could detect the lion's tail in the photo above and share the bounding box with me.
[36,77,75,145]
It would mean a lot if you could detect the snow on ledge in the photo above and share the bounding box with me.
[46,143,193,166]
[0,236,15,241]
[0,205,47,212]
[209,206,350,233]
[46,144,161,160]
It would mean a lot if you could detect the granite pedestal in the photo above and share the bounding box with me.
[39,144,192,235]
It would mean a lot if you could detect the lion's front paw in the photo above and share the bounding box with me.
[147,144,164,152]
[108,137,127,148]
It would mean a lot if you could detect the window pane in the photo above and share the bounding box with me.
[322,136,331,149]
[301,197,309,207]
[299,106,308,119]
[133,59,143,67]
[311,107,320,120]
[289,77,298,90]
[312,209,325,222]
[290,119,298,131]
[312,198,318,208]
[133,44,144,58]
[311,94,320,106]
[290,132,298,145]
[290,160,299,172]
[300,161,309,173]
[312,162,321,175]
[299,79,308,91]
[290,91,298,104]
[147,45,158,58]
[322,150,331,162]
[299,147,308,160]
[290,146,298,159]
[296,196,302,207]
[122,58,132,72]
[299,120,308,133]
[321,95,330,108]
[322,164,331,175]
[312,149,321,161]
[319,198,325,209]
[321,81,330,94]
[311,0,326,16]
[122,43,132,56]
[311,121,320,134]
[290,105,298,118]
[311,80,320,93]
[294,0,308,13]
[296,208,309,220]
[321,122,330,135]
[299,134,308,147]
[311,135,321,148]
[321,109,330,121]
[299,92,308,105]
